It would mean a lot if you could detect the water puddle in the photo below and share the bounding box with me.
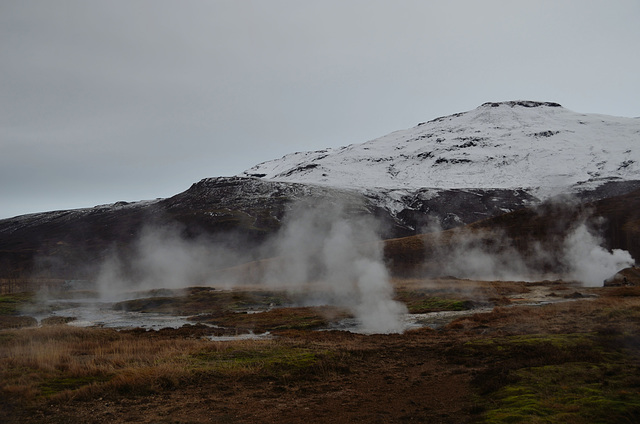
[204,331,272,341]
[34,299,195,330]
[31,298,272,340]
[26,284,593,336]
[325,308,493,334]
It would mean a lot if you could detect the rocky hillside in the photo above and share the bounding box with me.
[0,178,403,278]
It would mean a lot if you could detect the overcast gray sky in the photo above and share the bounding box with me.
[1,1,639,219]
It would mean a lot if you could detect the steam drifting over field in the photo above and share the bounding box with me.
[90,195,636,334]
[262,203,407,333]
[419,211,635,285]
[95,202,407,334]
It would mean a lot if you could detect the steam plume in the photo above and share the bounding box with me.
[422,212,635,286]
[263,203,407,333]
[95,224,251,299]
[94,202,407,333]
[563,221,634,286]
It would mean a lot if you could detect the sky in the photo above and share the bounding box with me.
[1,1,639,219]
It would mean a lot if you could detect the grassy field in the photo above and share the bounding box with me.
[1,279,640,423]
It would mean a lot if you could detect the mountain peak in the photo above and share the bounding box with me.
[241,102,640,194]
[479,100,563,108]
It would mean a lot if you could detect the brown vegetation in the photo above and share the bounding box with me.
[2,279,640,423]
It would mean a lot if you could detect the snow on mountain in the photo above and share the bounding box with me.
[241,101,640,196]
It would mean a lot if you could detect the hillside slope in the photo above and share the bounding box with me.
[0,178,402,279]
[384,188,640,277]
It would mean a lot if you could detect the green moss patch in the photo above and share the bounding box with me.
[192,344,330,377]
[0,292,35,315]
[410,297,472,313]
[39,375,110,397]
[396,290,474,313]
[485,363,640,423]
[465,333,640,423]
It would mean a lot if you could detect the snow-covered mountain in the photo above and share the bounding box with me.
[3,100,640,279]
[242,101,640,197]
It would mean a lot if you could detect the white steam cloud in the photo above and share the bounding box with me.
[95,202,407,333]
[423,215,635,286]
[95,225,249,299]
[420,218,534,281]
[93,196,634,336]
[263,204,407,333]
[563,221,635,286]
[437,230,531,282]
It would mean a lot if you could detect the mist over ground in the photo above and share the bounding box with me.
[95,202,407,333]
[419,209,635,286]
[261,203,407,333]
[88,198,635,333]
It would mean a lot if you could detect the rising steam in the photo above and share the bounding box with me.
[94,202,407,333]
[95,224,251,299]
[422,212,635,286]
[263,203,407,333]
[94,194,634,335]
[563,221,634,286]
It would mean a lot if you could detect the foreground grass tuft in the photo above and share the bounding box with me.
[191,344,332,380]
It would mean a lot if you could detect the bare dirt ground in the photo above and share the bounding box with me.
[2,279,640,424]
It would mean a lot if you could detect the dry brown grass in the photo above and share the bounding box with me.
[0,322,348,411]
[445,294,640,337]
[391,277,531,298]
[3,281,640,423]
[0,325,288,404]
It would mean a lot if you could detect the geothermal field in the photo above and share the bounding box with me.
[2,201,640,423]
[3,1,640,421]
[2,277,640,423]
[2,101,640,423]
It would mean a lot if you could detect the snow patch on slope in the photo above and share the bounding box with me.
[241,101,640,195]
